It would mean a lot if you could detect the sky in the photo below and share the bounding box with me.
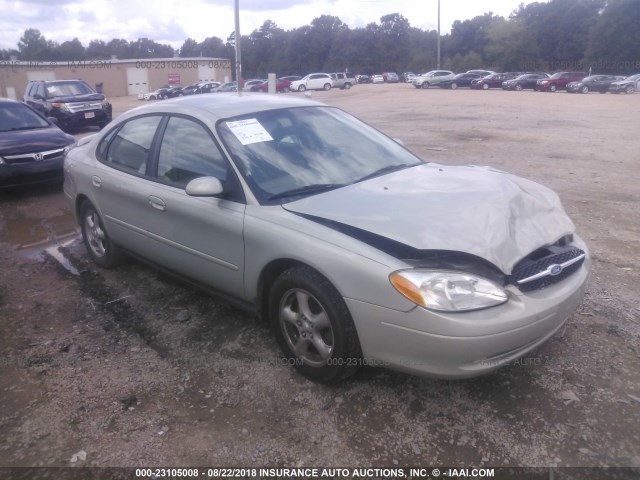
[0,0,545,52]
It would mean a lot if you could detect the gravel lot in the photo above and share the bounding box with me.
[1,84,639,475]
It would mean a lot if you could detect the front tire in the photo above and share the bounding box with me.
[298,85,306,92]
[269,266,362,383]
[482,83,489,90]
[550,85,557,92]
[581,86,589,94]
[625,85,635,94]
[323,83,331,90]
[451,83,458,89]
[421,82,430,89]
[515,84,523,91]
[80,201,124,269]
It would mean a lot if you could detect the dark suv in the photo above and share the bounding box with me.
[537,72,586,92]
[24,79,112,130]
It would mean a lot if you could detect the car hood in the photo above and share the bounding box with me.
[283,163,575,273]
[0,127,75,155]
[48,93,106,103]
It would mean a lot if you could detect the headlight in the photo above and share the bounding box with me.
[390,270,508,312]
[51,102,70,112]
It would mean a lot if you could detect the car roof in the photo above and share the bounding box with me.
[118,92,325,123]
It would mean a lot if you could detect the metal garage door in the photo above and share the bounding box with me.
[198,63,217,82]
[27,71,56,82]
[126,67,149,96]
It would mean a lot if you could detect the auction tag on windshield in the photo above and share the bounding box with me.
[226,119,273,145]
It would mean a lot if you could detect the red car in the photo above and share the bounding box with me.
[251,76,301,93]
[537,72,586,92]
[470,73,517,90]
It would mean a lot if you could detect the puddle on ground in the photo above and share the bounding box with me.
[1,209,81,276]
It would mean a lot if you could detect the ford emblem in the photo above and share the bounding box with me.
[549,264,563,276]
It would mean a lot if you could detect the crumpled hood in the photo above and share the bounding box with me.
[283,163,575,273]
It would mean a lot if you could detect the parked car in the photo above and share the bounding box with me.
[356,75,370,84]
[181,83,200,95]
[330,72,356,90]
[566,75,626,94]
[166,86,184,97]
[537,72,586,92]
[470,73,517,90]
[608,73,640,94]
[196,82,222,94]
[290,73,334,92]
[142,88,172,100]
[403,72,416,83]
[382,72,400,83]
[213,82,237,93]
[439,73,482,89]
[242,79,266,91]
[502,73,550,91]
[0,98,75,189]
[466,69,495,77]
[64,93,589,383]
[371,75,385,84]
[251,77,296,93]
[412,71,455,89]
[23,79,112,130]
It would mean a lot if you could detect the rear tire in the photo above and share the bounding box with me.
[269,266,362,383]
[482,83,489,90]
[515,84,523,91]
[451,83,458,89]
[625,85,635,94]
[80,201,124,269]
[581,86,589,94]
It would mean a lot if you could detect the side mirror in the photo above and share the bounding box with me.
[185,176,224,197]
[47,116,59,125]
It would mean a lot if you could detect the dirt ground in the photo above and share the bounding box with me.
[1,85,639,475]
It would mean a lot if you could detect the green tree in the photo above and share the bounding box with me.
[56,38,86,61]
[585,0,640,73]
[86,40,111,59]
[17,28,55,60]
[179,38,200,57]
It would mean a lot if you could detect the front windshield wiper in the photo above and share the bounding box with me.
[268,183,345,201]
[356,163,410,183]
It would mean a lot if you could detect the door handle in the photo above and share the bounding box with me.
[91,175,102,188]
[148,196,166,211]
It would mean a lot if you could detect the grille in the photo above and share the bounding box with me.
[3,147,66,165]
[67,101,103,113]
[509,247,585,292]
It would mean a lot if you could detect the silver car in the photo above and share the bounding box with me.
[64,93,590,383]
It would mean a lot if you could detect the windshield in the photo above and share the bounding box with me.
[0,102,50,132]
[218,106,423,204]
[46,81,94,98]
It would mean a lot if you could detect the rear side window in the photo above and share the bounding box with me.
[103,116,161,173]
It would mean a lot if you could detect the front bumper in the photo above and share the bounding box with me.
[51,105,112,128]
[0,156,65,189]
[346,253,590,378]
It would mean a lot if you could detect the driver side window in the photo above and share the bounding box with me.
[156,116,228,189]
